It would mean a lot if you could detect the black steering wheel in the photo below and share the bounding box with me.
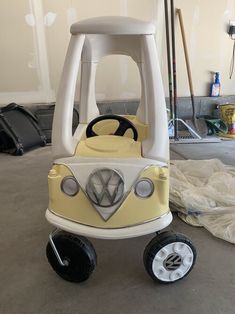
[86,114,138,141]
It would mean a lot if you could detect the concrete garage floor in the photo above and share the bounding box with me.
[0,142,235,314]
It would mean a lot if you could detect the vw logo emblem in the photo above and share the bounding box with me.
[86,168,124,207]
[164,253,183,271]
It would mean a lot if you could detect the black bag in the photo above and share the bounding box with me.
[35,104,79,143]
[0,103,47,155]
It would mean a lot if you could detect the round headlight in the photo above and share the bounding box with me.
[61,176,79,196]
[134,178,154,198]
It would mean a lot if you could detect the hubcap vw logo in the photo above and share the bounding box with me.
[86,169,124,207]
[164,253,183,271]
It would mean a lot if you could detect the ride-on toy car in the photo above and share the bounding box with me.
[45,16,196,283]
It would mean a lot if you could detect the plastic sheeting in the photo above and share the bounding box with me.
[170,159,235,244]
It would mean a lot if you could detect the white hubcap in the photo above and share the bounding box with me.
[152,242,194,282]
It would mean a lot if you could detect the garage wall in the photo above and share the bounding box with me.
[174,0,235,97]
[0,0,55,104]
[0,0,235,104]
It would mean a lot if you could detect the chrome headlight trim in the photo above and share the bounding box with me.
[61,176,80,197]
[134,178,154,198]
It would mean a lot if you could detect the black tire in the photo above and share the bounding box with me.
[143,231,196,283]
[46,231,97,283]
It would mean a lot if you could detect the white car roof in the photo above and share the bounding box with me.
[70,16,155,35]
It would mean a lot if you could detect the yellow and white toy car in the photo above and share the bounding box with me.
[46,16,196,283]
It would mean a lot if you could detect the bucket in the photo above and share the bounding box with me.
[219,104,235,138]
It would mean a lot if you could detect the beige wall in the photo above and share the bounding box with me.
[0,0,235,104]
[0,0,39,92]
[174,0,235,97]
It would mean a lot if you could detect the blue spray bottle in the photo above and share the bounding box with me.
[210,72,221,97]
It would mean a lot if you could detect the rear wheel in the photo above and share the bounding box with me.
[144,231,196,283]
[46,231,97,282]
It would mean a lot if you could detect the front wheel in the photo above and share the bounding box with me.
[46,231,97,283]
[143,231,196,283]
